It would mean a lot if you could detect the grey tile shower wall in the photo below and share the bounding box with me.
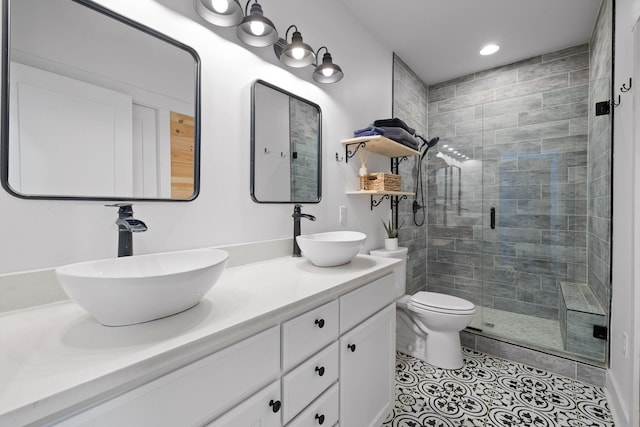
[393,54,429,296]
[426,45,591,321]
[290,98,318,201]
[587,0,612,314]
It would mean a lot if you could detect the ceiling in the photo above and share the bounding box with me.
[338,0,602,85]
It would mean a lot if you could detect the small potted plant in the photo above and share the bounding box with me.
[382,219,404,250]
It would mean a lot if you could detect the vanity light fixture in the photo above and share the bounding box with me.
[480,44,500,56]
[236,0,278,47]
[313,46,344,84]
[194,0,243,27]
[280,25,315,67]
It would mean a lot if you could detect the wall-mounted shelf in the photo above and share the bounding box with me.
[341,136,420,162]
[342,135,419,210]
[346,190,414,210]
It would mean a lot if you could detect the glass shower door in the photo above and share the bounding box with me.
[479,77,610,362]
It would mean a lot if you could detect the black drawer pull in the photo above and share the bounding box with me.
[315,366,325,376]
[315,413,325,425]
[315,318,325,328]
[269,399,281,413]
[348,344,356,352]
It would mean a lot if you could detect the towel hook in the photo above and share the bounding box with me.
[335,152,344,162]
[612,94,621,108]
[621,77,632,93]
[264,147,271,154]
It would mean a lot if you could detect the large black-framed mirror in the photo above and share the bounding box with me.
[1,0,201,201]
[251,80,322,203]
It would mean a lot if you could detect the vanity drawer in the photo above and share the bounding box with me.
[340,273,395,334]
[282,341,339,423]
[282,300,339,370]
[205,380,281,427]
[287,382,339,427]
[57,326,280,427]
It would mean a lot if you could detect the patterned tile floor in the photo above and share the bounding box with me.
[382,350,614,427]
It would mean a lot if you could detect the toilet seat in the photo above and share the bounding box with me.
[409,291,476,315]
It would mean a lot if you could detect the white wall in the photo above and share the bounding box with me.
[607,0,640,425]
[0,0,394,274]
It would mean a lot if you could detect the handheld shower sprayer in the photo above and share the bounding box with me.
[418,136,440,158]
[412,136,439,225]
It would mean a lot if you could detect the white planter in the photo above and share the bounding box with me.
[384,238,398,250]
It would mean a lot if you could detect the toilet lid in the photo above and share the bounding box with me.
[410,291,475,313]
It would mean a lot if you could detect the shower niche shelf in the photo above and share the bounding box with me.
[341,136,419,210]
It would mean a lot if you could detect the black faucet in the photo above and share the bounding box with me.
[107,203,148,257]
[292,204,316,257]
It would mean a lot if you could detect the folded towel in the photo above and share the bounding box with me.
[378,126,419,150]
[373,118,415,135]
[353,125,385,137]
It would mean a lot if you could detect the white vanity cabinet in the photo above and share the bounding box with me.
[49,272,396,427]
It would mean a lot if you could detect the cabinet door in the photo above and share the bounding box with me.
[339,304,395,427]
[205,381,282,427]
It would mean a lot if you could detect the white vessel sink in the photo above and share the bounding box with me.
[296,231,366,267]
[55,248,229,326]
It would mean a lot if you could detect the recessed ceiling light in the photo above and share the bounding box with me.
[448,147,454,151]
[480,44,500,56]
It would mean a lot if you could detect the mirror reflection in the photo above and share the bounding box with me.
[251,80,321,203]
[2,0,200,200]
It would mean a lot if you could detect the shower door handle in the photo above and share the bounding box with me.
[490,207,496,229]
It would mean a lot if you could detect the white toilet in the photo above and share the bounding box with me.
[370,247,476,370]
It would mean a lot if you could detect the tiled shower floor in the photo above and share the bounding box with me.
[382,350,614,426]
[470,306,564,352]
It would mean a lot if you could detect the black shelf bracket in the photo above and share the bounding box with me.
[370,194,390,210]
[391,195,408,208]
[344,141,368,163]
[369,194,408,210]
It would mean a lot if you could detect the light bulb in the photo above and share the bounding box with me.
[292,47,305,59]
[322,67,334,77]
[211,0,229,13]
[480,44,500,56]
[250,20,265,36]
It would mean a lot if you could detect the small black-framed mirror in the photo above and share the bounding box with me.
[1,0,201,201]
[250,80,322,203]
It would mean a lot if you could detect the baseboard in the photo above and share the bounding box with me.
[606,370,630,426]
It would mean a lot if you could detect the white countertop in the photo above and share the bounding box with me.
[0,254,398,426]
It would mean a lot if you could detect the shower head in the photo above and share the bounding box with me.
[426,136,440,148]
[418,136,439,161]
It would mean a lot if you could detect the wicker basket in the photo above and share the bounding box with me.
[364,173,401,191]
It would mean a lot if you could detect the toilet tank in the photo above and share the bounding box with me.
[369,247,408,297]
